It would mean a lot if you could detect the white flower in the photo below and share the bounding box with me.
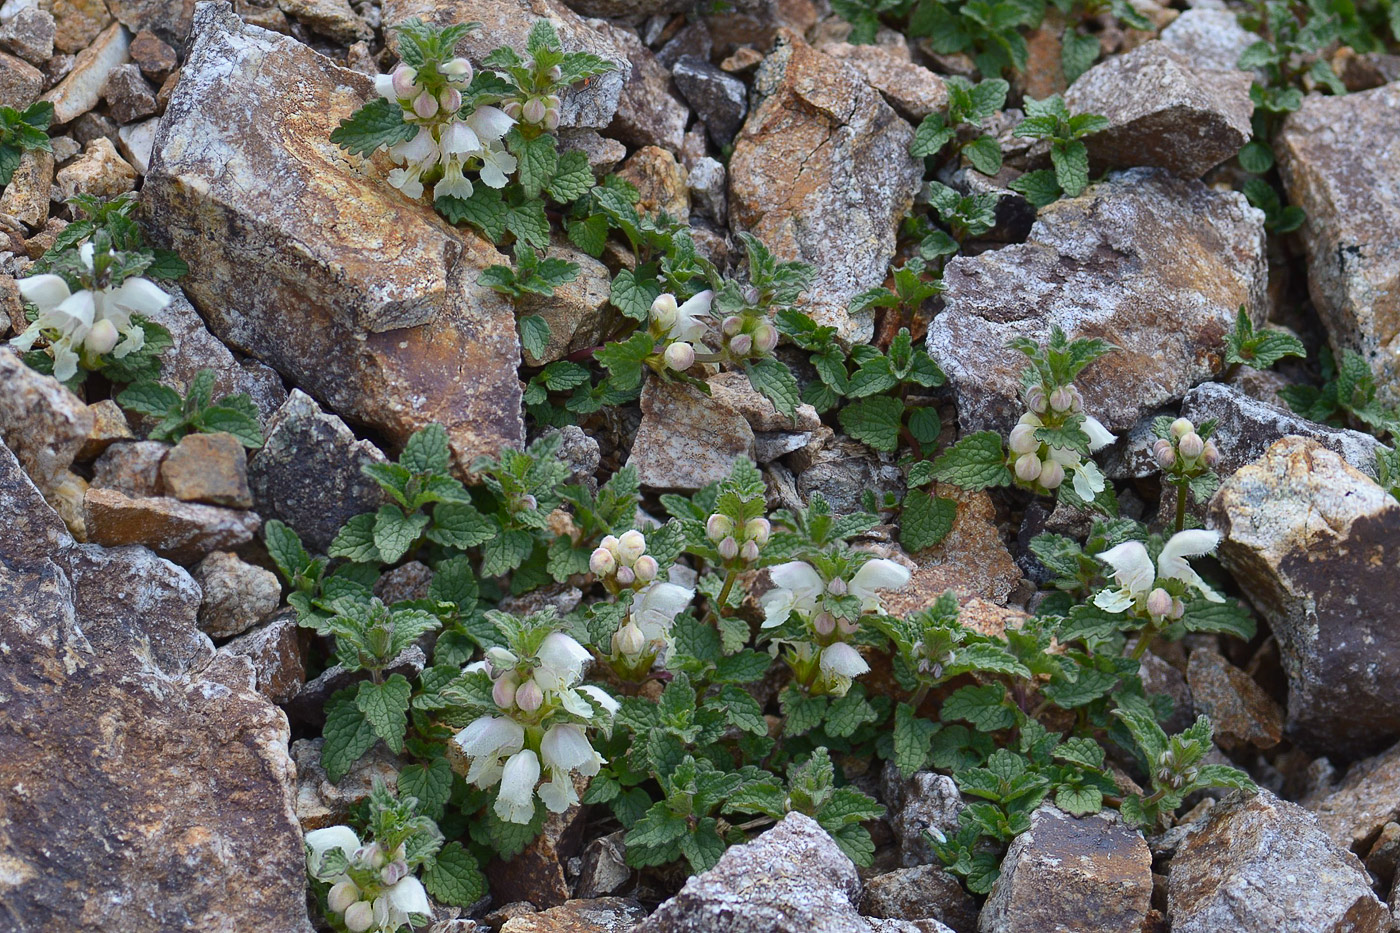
[577,684,620,717]
[1093,529,1223,613]
[760,561,825,628]
[1082,415,1117,452]
[847,558,911,614]
[534,632,591,692]
[631,580,694,656]
[537,723,603,812]
[373,875,430,930]
[454,715,525,789]
[434,155,474,201]
[439,118,482,156]
[464,104,515,143]
[1071,459,1107,501]
[1157,529,1224,603]
[495,748,541,823]
[476,142,518,189]
[305,825,361,882]
[668,290,713,343]
[820,641,870,679]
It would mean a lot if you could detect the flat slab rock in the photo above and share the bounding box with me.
[928,167,1268,435]
[1210,436,1400,758]
[143,2,524,473]
[1277,82,1400,409]
[0,440,311,933]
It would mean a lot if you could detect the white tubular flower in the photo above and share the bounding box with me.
[820,642,870,679]
[1082,415,1117,452]
[1093,541,1154,613]
[454,715,525,789]
[464,104,515,143]
[305,825,361,882]
[538,723,604,812]
[375,875,430,930]
[577,684,621,717]
[760,561,825,628]
[534,632,591,692]
[495,749,541,823]
[1157,529,1224,602]
[477,142,519,188]
[1071,459,1107,501]
[374,72,397,100]
[439,118,482,157]
[434,155,474,202]
[668,290,714,343]
[633,581,693,639]
[847,558,911,614]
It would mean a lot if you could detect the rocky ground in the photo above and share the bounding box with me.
[1,0,1399,931]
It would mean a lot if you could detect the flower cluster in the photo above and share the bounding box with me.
[650,290,714,373]
[373,57,517,202]
[1093,529,1225,622]
[761,557,911,696]
[1152,417,1219,473]
[501,69,563,131]
[706,512,771,566]
[306,826,430,933]
[453,615,617,823]
[12,241,171,382]
[590,528,695,670]
[589,529,657,589]
[1007,383,1116,500]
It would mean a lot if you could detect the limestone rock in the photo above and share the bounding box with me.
[881,764,965,867]
[1303,740,1400,855]
[1159,8,1258,73]
[1185,648,1283,751]
[671,55,747,145]
[500,898,648,933]
[277,0,370,42]
[634,812,870,933]
[576,831,630,899]
[627,376,756,491]
[40,20,129,124]
[520,242,610,367]
[143,3,525,471]
[292,736,404,831]
[1276,83,1400,409]
[247,389,388,553]
[106,0,195,48]
[0,6,57,64]
[794,434,904,516]
[194,549,280,638]
[0,347,94,494]
[84,485,260,564]
[116,113,158,172]
[1169,789,1390,933]
[730,30,922,344]
[101,61,155,123]
[686,155,727,225]
[0,145,52,227]
[880,488,1023,612]
[46,0,112,51]
[1064,41,1252,177]
[0,48,41,109]
[76,398,134,459]
[220,609,305,703]
[928,168,1267,435]
[160,431,253,507]
[1210,436,1400,757]
[862,864,980,933]
[615,144,689,220]
[979,804,1152,933]
[55,135,137,199]
[820,41,948,120]
[91,438,168,496]
[128,26,175,80]
[557,127,626,175]
[593,18,687,151]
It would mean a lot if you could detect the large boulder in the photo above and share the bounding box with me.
[0,439,311,932]
[928,168,1268,435]
[1277,83,1400,409]
[143,3,525,473]
[1209,436,1400,757]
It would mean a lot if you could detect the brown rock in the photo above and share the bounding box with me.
[484,779,590,909]
[980,804,1152,933]
[593,18,687,151]
[1209,436,1400,757]
[220,609,305,704]
[0,146,52,228]
[820,42,948,119]
[1303,740,1400,854]
[793,432,905,515]
[55,136,138,199]
[500,898,647,933]
[0,347,95,494]
[91,438,168,496]
[194,549,281,638]
[84,486,260,564]
[881,487,1022,611]
[276,0,370,42]
[730,30,921,343]
[627,375,756,491]
[143,5,525,473]
[557,128,626,176]
[0,49,42,109]
[107,0,193,49]
[292,736,404,831]
[76,397,135,460]
[100,61,156,122]
[0,7,57,64]
[862,864,980,933]
[44,0,113,52]
[47,468,89,538]
[518,237,612,366]
[40,20,130,124]
[160,431,253,508]
[1018,18,1068,99]
[128,27,175,80]
[615,144,689,220]
[1185,649,1283,751]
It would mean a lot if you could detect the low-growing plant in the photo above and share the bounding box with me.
[909,77,1009,177]
[0,101,53,188]
[1279,346,1400,440]
[1009,96,1109,207]
[115,368,265,448]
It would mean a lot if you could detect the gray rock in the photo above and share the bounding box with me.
[248,390,388,554]
[1160,8,1258,73]
[576,831,631,898]
[1276,83,1400,409]
[545,423,600,489]
[795,436,904,516]
[1210,436,1400,758]
[634,812,871,933]
[730,30,921,344]
[518,238,612,366]
[100,61,156,123]
[0,47,42,109]
[292,735,404,831]
[0,6,56,64]
[979,805,1151,933]
[881,763,965,867]
[219,609,306,704]
[143,3,524,472]
[500,898,648,933]
[0,347,94,494]
[1169,789,1390,933]
[194,550,281,639]
[929,168,1267,435]
[593,19,688,152]
[819,41,948,121]
[287,646,427,728]
[672,55,748,146]
[557,127,627,175]
[687,155,727,225]
[1302,739,1400,855]
[627,376,756,491]
[1063,40,1253,178]
[862,864,980,933]
[92,439,168,497]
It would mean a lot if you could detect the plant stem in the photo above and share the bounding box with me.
[1174,481,1188,533]
[715,568,738,620]
[1130,623,1157,660]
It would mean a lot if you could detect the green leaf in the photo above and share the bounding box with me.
[115,381,180,418]
[744,357,799,419]
[893,702,938,777]
[398,757,454,821]
[825,689,879,738]
[264,519,311,584]
[680,819,727,872]
[910,113,956,158]
[507,199,551,250]
[428,502,496,550]
[713,650,771,684]
[329,512,383,564]
[322,691,380,782]
[515,131,559,200]
[1179,599,1256,641]
[355,674,413,754]
[1237,140,1274,174]
[1061,32,1100,84]
[567,212,609,256]
[1056,783,1103,815]
[480,528,535,577]
[402,423,452,474]
[901,490,957,552]
[1050,139,1090,198]
[484,803,547,858]
[610,267,662,321]
[330,99,418,156]
[838,395,905,452]
[373,505,431,563]
[963,135,1003,176]
[520,314,551,360]
[547,149,594,204]
[1009,169,1063,208]
[930,431,1011,490]
[437,185,508,242]
[200,404,264,448]
[423,841,486,907]
[942,684,1016,731]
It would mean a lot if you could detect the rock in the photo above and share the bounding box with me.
[0,439,312,933]
[0,48,41,108]
[128,26,175,80]
[881,764,965,867]
[1210,436,1400,757]
[84,486,260,564]
[46,0,112,51]
[730,30,922,344]
[0,347,94,494]
[194,549,281,638]
[862,864,980,933]
[576,831,630,898]
[144,4,525,472]
[627,376,756,491]
[880,488,1023,612]
[1169,789,1390,933]
[248,389,388,553]
[100,61,155,123]
[159,431,253,508]
[55,135,138,199]
[40,20,130,125]
[615,144,689,220]
[115,114,158,172]
[380,0,630,129]
[106,0,194,48]
[634,812,871,933]
[220,609,305,703]
[1062,41,1253,178]
[593,19,687,151]
[287,645,427,728]
[557,127,626,175]
[374,559,433,604]
[820,42,947,120]
[980,804,1151,933]
[69,109,117,145]
[91,439,168,495]
[277,0,370,42]
[686,155,727,225]
[0,6,56,64]
[292,736,403,831]
[671,55,747,145]
[0,144,51,227]
[794,434,904,516]
[138,287,287,422]
[1159,8,1258,73]
[76,397,134,459]
[500,898,648,933]
[929,168,1267,435]
[1276,83,1400,409]
[483,776,590,908]
[519,254,611,366]
[1303,740,1400,855]
[561,0,692,16]
[1185,648,1283,751]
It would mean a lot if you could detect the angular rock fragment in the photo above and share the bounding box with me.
[40,20,129,124]
[820,41,947,120]
[56,136,137,199]
[0,146,52,227]
[593,18,687,151]
[0,48,42,109]
[194,550,281,638]
[500,898,648,933]
[1185,648,1283,751]
[1303,740,1400,855]
[671,55,747,145]
[160,431,253,508]
[92,439,168,496]
[1169,789,1390,933]
[84,486,260,564]
[101,61,156,123]
[1064,40,1253,177]
[1276,83,1400,408]
[0,6,57,64]
[220,609,306,703]
[77,398,135,460]
[862,864,979,933]
[627,376,756,491]
[730,30,922,343]
[277,0,371,43]
[143,3,525,471]
[292,735,404,831]
[1159,8,1259,74]
[929,168,1268,434]
[1210,436,1400,757]
[793,433,905,516]
[0,347,94,494]
[519,240,611,366]
[879,488,1023,611]
[881,764,965,867]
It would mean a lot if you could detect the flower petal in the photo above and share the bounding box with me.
[465,104,515,141]
[111,277,171,316]
[384,875,430,918]
[820,642,870,679]
[455,715,524,759]
[305,825,360,879]
[849,558,911,596]
[1158,530,1224,603]
[1082,415,1117,452]
[1095,541,1154,599]
[1092,587,1135,613]
[577,684,620,717]
[535,632,591,689]
[495,749,540,824]
[17,274,71,311]
[540,723,598,774]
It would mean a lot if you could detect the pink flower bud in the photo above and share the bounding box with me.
[1068,386,1084,412]
[1153,438,1176,469]
[344,901,374,933]
[706,514,733,541]
[1146,587,1172,619]
[492,675,518,709]
[543,108,560,130]
[547,64,563,82]
[664,341,695,371]
[391,63,418,97]
[328,881,360,914]
[523,97,547,124]
[615,565,635,586]
[812,612,836,636]
[1015,453,1043,482]
[84,318,119,355]
[545,93,561,109]
[589,547,616,576]
[515,679,544,712]
[1038,459,1065,489]
[1009,423,1040,455]
[600,534,620,555]
[651,293,678,329]
[633,555,659,582]
[753,322,779,353]
[439,86,462,113]
[728,334,752,357]
[744,517,771,545]
[618,530,647,563]
[740,539,760,562]
[441,57,472,78]
[1170,417,1194,439]
[357,842,386,869]
[721,315,744,337]
[380,860,409,886]
[1171,597,1185,620]
[718,536,739,560]
[1202,440,1220,467]
[1049,386,1074,412]
[1026,386,1047,414]
[826,577,847,596]
[412,90,439,119]
[1179,432,1204,459]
